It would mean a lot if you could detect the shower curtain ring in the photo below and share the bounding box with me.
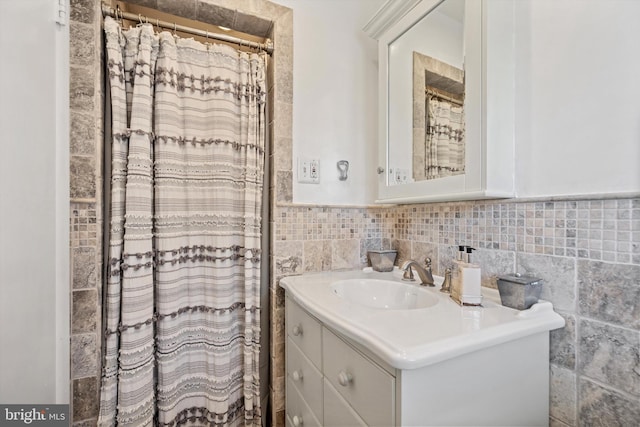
[138,14,143,25]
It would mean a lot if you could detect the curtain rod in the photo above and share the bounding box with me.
[426,87,464,106]
[101,4,274,55]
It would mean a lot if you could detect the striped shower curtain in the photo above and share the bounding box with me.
[99,16,265,426]
[425,97,465,179]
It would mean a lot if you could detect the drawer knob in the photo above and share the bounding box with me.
[292,370,303,382]
[292,415,304,426]
[337,370,353,387]
[292,325,303,336]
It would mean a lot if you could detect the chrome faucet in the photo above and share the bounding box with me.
[401,257,435,287]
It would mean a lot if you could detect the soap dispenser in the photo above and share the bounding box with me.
[451,247,483,306]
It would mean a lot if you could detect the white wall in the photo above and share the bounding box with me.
[273,0,386,205]
[514,0,640,197]
[0,0,69,404]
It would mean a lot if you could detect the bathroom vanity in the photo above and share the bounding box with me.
[281,270,564,426]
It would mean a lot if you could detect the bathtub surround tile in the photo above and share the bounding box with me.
[70,0,96,25]
[195,1,236,29]
[516,253,576,312]
[70,66,95,111]
[70,112,96,156]
[274,137,292,171]
[235,11,273,38]
[70,156,96,200]
[578,260,640,329]
[549,365,577,426]
[578,319,640,396]
[70,202,98,248]
[72,377,99,421]
[73,419,98,427]
[72,290,97,334]
[125,0,158,9]
[72,247,96,289]
[70,23,95,67]
[549,418,571,427]
[71,333,98,379]
[157,0,197,19]
[579,378,640,426]
[550,312,576,370]
[274,102,293,140]
[276,171,292,203]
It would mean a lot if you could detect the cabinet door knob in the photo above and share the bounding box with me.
[292,325,302,336]
[292,370,303,382]
[337,370,353,387]
[292,415,303,426]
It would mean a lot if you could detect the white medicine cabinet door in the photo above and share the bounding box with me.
[369,0,516,204]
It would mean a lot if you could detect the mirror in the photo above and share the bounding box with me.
[369,0,514,204]
[387,0,466,186]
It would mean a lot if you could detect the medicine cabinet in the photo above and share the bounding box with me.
[365,0,516,203]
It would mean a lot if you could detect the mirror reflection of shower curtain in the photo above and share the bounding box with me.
[425,97,465,179]
[99,16,266,427]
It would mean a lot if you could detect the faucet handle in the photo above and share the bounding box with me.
[424,257,432,268]
[440,267,452,293]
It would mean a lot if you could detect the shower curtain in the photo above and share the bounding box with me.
[99,16,266,426]
[425,96,465,179]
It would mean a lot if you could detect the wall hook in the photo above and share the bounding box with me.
[337,160,349,181]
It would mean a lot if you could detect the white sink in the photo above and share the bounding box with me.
[331,278,439,310]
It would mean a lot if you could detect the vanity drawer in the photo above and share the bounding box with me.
[322,327,395,427]
[286,377,321,427]
[286,297,322,368]
[323,378,367,427]
[287,337,323,422]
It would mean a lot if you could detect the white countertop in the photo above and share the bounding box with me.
[280,268,565,370]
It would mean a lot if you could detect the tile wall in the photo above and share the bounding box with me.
[273,199,640,426]
[69,0,103,423]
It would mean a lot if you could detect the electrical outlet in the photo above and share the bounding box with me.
[297,157,320,184]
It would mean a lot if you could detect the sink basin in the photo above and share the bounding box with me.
[331,279,439,310]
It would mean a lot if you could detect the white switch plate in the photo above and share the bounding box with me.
[297,157,320,184]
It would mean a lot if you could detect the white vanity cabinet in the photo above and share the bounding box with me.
[286,295,395,427]
[285,292,553,426]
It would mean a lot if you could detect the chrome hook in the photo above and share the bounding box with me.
[337,160,349,181]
